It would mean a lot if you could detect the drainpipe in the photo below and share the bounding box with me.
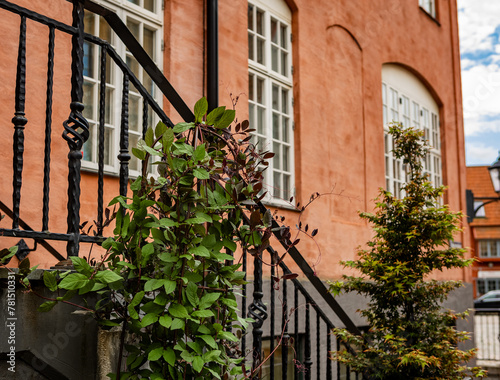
[207,0,218,111]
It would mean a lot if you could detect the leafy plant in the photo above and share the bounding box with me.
[14,98,281,379]
[329,123,485,379]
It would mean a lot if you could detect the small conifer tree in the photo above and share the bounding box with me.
[330,123,485,379]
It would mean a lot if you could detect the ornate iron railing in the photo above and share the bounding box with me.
[0,0,364,378]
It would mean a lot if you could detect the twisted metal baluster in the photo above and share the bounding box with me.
[62,0,89,258]
[270,253,275,379]
[282,278,289,380]
[326,323,332,379]
[249,253,268,379]
[12,15,27,230]
[97,44,107,231]
[242,249,247,369]
[42,25,55,232]
[316,313,320,380]
[294,287,299,379]
[305,303,312,380]
[118,73,130,198]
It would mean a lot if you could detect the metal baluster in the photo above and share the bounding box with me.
[282,278,289,380]
[242,249,247,370]
[336,337,341,380]
[142,98,149,137]
[305,303,312,380]
[294,287,299,379]
[326,323,332,379]
[12,15,27,230]
[118,73,130,198]
[249,253,268,379]
[270,253,275,380]
[42,25,55,232]
[97,44,107,230]
[316,313,320,380]
[62,0,89,257]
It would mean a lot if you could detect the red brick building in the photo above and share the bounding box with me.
[467,165,500,298]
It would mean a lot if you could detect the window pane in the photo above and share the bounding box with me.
[273,113,279,139]
[249,103,255,130]
[248,34,254,61]
[256,9,264,35]
[257,106,265,135]
[257,37,264,64]
[282,118,289,143]
[127,19,140,42]
[281,89,288,113]
[105,87,113,124]
[271,19,278,44]
[273,172,281,198]
[126,55,140,78]
[104,126,113,166]
[257,78,264,104]
[281,51,287,76]
[273,142,280,169]
[128,134,140,171]
[143,28,154,57]
[127,0,140,6]
[83,81,94,120]
[83,123,94,162]
[99,17,111,42]
[83,42,94,77]
[248,5,254,31]
[280,24,287,48]
[283,146,289,171]
[129,95,141,132]
[283,174,290,196]
[271,46,278,72]
[84,11,94,34]
[144,0,155,12]
[249,74,254,101]
[272,84,279,110]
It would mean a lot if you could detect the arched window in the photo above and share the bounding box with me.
[248,0,294,204]
[382,64,441,196]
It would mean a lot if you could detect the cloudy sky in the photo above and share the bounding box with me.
[458,1,500,166]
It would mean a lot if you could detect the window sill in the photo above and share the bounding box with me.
[419,7,440,26]
[262,198,300,213]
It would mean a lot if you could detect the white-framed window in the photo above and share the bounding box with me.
[477,278,500,296]
[82,1,162,176]
[382,64,442,198]
[248,0,294,205]
[479,240,500,258]
[419,0,436,18]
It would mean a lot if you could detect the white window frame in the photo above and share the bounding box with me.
[479,240,500,258]
[382,66,442,198]
[81,0,163,177]
[248,0,294,207]
[419,0,436,18]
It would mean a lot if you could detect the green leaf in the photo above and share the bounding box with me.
[141,313,159,327]
[193,356,204,373]
[130,291,145,307]
[194,143,206,162]
[162,127,175,152]
[206,106,226,125]
[194,97,208,123]
[173,122,195,134]
[43,271,58,292]
[197,325,211,334]
[0,246,17,264]
[192,310,214,318]
[59,273,89,290]
[155,121,168,138]
[159,315,172,328]
[168,304,189,319]
[164,280,177,294]
[159,218,178,227]
[203,350,222,362]
[132,147,146,160]
[163,347,176,366]
[193,168,210,179]
[171,318,185,330]
[70,257,92,276]
[199,292,220,309]
[222,238,237,252]
[145,127,154,147]
[188,245,210,258]
[145,279,165,292]
[138,139,162,157]
[214,109,235,129]
[128,304,139,320]
[218,331,238,342]
[38,300,57,312]
[148,347,163,361]
[186,282,199,307]
[200,335,217,349]
[95,270,122,284]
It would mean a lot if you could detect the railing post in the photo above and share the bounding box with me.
[118,73,130,198]
[249,253,268,379]
[12,15,27,230]
[62,0,89,258]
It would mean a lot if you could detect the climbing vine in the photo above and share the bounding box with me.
[4,98,282,379]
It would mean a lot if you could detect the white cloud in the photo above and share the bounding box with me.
[466,142,499,165]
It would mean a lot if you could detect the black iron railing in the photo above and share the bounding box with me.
[0,0,364,378]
